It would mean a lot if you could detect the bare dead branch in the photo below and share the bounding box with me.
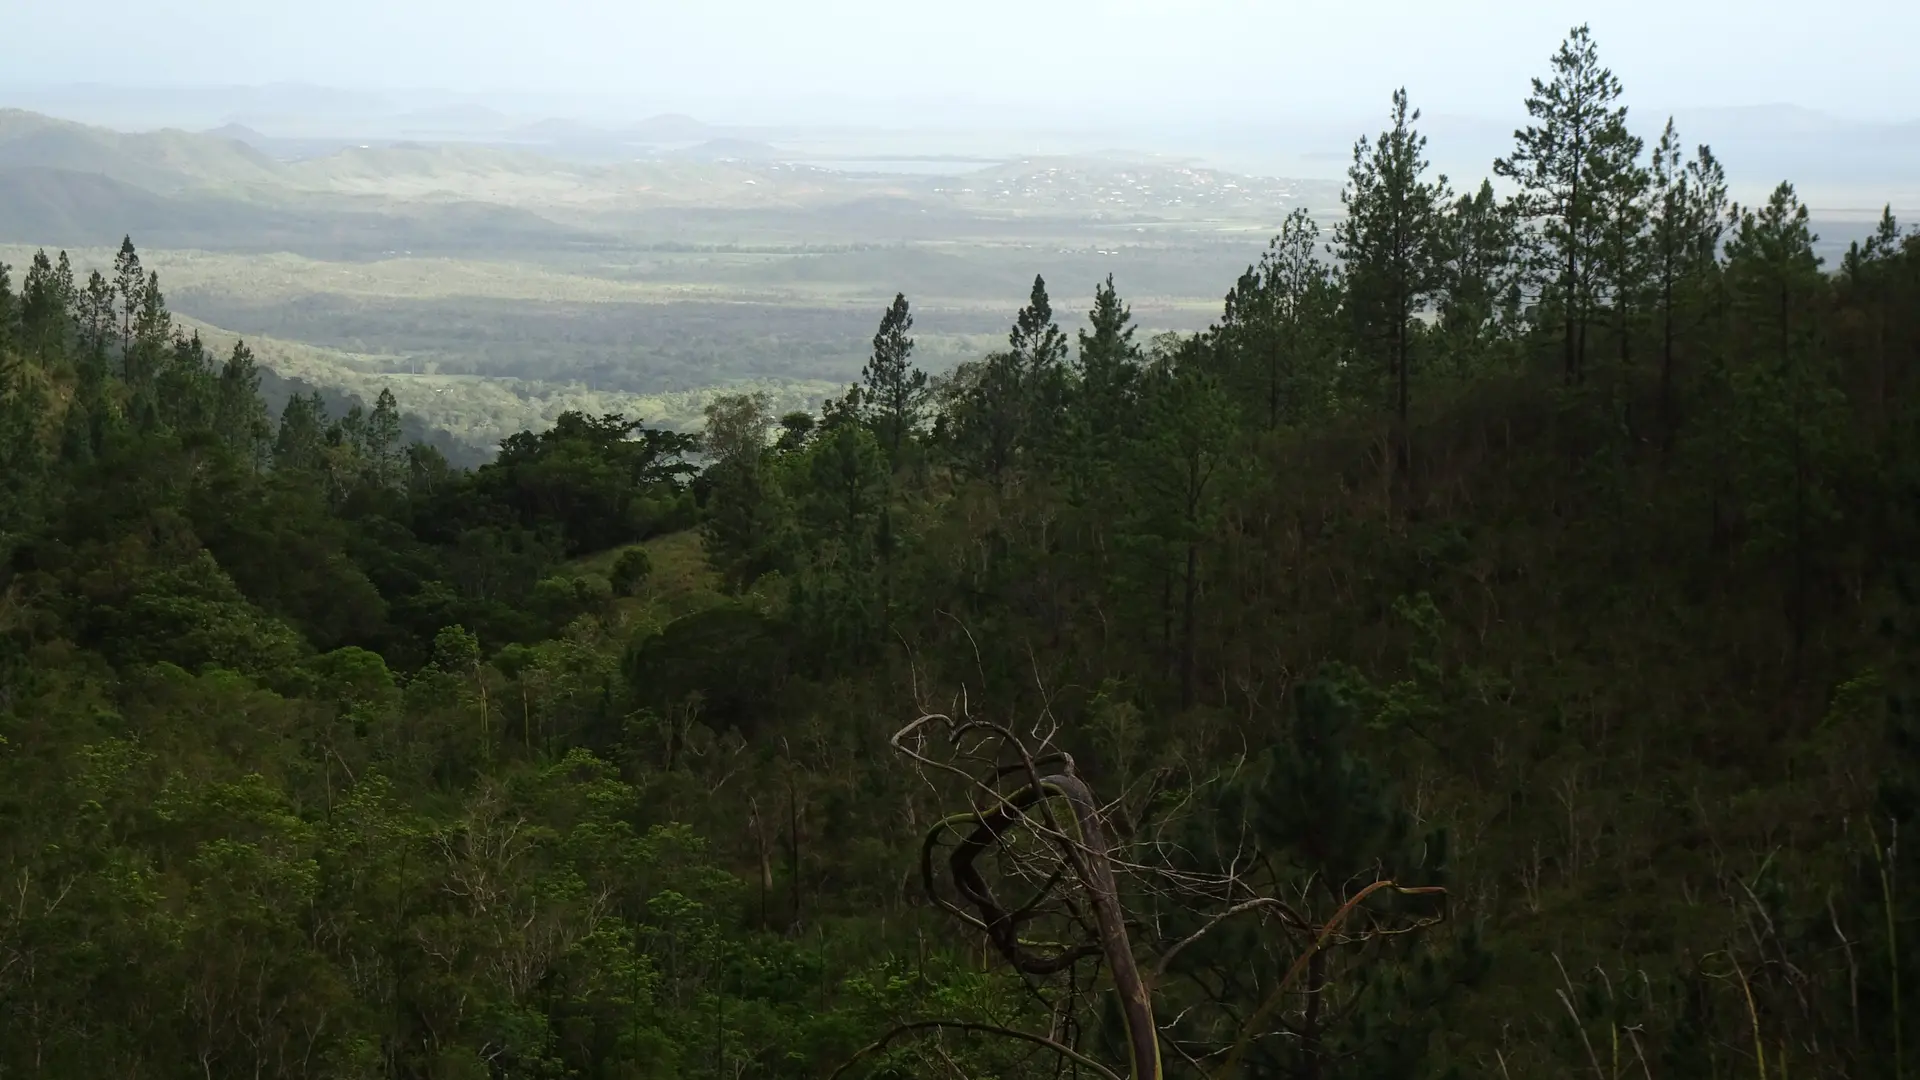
[827,1020,1126,1080]
[1153,897,1310,980]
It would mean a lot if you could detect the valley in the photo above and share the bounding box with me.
[0,107,1350,449]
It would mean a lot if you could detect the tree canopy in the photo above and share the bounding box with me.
[4,26,1920,1079]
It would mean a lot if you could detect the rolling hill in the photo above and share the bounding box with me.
[0,108,285,192]
[0,165,607,256]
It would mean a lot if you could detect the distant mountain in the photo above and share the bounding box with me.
[511,117,610,143]
[194,123,373,162]
[203,122,271,145]
[669,138,783,162]
[0,109,284,192]
[0,82,399,132]
[0,166,282,244]
[395,103,513,135]
[0,165,607,256]
[625,114,714,143]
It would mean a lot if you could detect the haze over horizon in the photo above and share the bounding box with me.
[6,0,1918,130]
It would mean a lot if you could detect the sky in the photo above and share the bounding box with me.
[5,0,1918,128]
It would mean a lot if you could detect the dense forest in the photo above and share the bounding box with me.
[3,25,1919,1079]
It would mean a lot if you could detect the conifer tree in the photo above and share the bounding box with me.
[274,392,330,473]
[1723,182,1843,658]
[215,341,271,463]
[1648,125,1728,450]
[1840,205,1907,427]
[1075,273,1140,438]
[19,250,67,359]
[1335,88,1450,486]
[0,260,13,351]
[125,270,172,392]
[860,292,926,470]
[948,276,1070,493]
[1594,139,1651,378]
[946,350,1024,494]
[112,235,142,355]
[1132,339,1234,708]
[155,329,216,432]
[1495,24,1643,383]
[365,388,405,487]
[52,251,75,318]
[1437,179,1520,375]
[858,296,925,632]
[77,270,116,364]
[1009,274,1071,455]
[1223,211,1336,429]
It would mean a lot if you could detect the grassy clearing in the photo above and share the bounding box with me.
[574,530,729,637]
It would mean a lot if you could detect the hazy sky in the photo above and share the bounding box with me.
[5,0,1917,126]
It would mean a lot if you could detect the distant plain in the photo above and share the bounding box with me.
[0,103,1904,453]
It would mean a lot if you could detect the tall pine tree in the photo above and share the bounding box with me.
[1495,24,1642,384]
[1335,88,1450,489]
[859,292,926,471]
[1648,122,1729,451]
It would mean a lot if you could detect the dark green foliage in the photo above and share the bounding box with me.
[860,292,927,469]
[611,545,653,596]
[624,603,790,744]
[1075,272,1142,435]
[1217,210,1341,430]
[3,31,1920,1078]
[473,409,697,557]
[1336,88,1451,482]
[1496,24,1644,384]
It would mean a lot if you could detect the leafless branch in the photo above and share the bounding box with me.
[827,1020,1125,1080]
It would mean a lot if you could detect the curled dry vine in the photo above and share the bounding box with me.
[834,708,1450,1079]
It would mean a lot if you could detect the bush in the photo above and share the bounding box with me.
[611,546,653,596]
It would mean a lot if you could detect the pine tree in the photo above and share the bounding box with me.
[364,388,405,487]
[19,251,67,360]
[1437,180,1520,376]
[155,329,216,432]
[1648,123,1729,451]
[1132,340,1234,708]
[1495,25,1642,384]
[946,351,1024,494]
[1165,666,1481,1077]
[0,260,14,351]
[215,341,271,463]
[860,293,927,470]
[274,392,330,473]
[1840,205,1907,429]
[1223,211,1337,429]
[77,270,116,364]
[112,235,143,356]
[0,340,51,553]
[1723,183,1842,659]
[1075,273,1140,439]
[125,270,172,393]
[1335,88,1450,488]
[52,251,75,321]
[1010,274,1071,455]
[1593,134,1651,380]
[947,276,1070,494]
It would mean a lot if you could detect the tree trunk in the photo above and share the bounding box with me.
[1396,312,1411,488]
[1269,333,1282,430]
[1659,262,1678,456]
[786,766,803,933]
[1181,540,1198,711]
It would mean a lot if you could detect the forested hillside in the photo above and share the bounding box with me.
[2,26,1918,1079]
